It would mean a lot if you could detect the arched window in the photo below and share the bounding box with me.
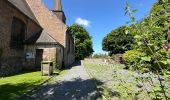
[10,17,26,50]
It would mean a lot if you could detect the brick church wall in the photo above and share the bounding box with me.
[25,44,64,70]
[0,0,41,76]
[64,32,75,67]
[43,48,56,61]
[42,47,64,69]
[0,0,75,76]
[56,46,64,69]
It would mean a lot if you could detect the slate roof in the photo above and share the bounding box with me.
[8,0,39,24]
[25,30,59,45]
[36,31,57,44]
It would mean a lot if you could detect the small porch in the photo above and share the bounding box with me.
[24,30,64,70]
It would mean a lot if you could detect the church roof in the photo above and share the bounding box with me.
[36,30,57,44]
[25,0,67,47]
[25,30,61,45]
[8,0,39,24]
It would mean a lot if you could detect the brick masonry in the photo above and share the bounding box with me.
[0,0,75,76]
[25,0,75,67]
[0,0,41,76]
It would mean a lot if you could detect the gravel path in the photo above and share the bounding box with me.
[22,61,99,100]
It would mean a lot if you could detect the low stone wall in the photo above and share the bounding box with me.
[0,57,24,76]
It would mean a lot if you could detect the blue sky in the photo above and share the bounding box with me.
[43,0,156,54]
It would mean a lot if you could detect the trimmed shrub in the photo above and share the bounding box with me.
[123,50,145,70]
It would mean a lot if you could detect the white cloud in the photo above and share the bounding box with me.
[75,17,91,27]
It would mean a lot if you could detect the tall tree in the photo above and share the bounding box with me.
[102,26,134,55]
[68,24,94,60]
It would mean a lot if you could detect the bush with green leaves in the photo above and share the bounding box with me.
[125,0,170,72]
[111,1,170,100]
[52,57,57,69]
[110,54,115,60]
[123,50,147,70]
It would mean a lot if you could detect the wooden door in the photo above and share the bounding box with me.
[35,49,43,68]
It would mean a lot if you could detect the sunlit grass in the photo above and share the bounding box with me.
[0,71,49,100]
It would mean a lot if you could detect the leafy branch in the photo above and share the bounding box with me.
[125,0,169,99]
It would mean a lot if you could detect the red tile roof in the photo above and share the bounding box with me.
[25,0,67,46]
[8,0,39,24]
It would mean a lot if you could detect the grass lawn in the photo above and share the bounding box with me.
[83,60,170,100]
[83,62,124,82]
[0,71,49,100]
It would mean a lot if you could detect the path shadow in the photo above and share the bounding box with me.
[0,82,40,100]
[0,70,39,78]
[72,60,81,67]
[21,78,104,100]
[62,61,81,70]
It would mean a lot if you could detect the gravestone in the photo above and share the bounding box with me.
[41,61,53,76]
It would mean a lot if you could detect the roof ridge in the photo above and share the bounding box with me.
[46,32,63,47]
